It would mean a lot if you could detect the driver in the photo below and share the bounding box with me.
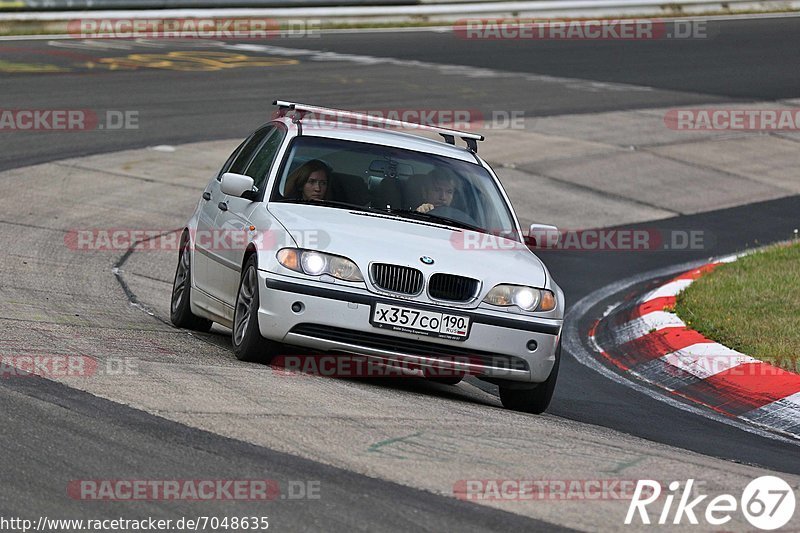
[415,171,457,213]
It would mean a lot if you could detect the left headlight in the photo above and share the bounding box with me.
[483,284,556,312]
[276,248,364,282]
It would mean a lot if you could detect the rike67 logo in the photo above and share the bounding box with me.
[625,477,796,530]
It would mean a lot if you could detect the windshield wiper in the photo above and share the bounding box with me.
[388,208,484,233]
[286,199,380,213]
[284,200,486,232]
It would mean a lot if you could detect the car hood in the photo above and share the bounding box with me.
[268,203,547,289]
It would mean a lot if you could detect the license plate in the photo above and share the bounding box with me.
[370,303,470,341]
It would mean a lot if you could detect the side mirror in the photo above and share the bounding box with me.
[528,223,560,248]
[220,172,255,198]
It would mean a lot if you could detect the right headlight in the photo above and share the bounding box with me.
[483,284,556,312]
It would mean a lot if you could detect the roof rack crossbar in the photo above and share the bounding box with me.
[272,100,484,152]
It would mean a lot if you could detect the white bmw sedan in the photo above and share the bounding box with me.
[170,102,564,413]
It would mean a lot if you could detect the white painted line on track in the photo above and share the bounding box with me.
[0,33,657,94]
[220,41,653,93]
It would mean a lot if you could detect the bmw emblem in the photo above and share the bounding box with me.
[420,256,434,265]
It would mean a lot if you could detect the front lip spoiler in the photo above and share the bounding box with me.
[282,333,531,378]
[265,278,561,336]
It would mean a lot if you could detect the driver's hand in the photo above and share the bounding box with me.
[416,203,435,213]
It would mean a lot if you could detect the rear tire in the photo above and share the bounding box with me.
[499,341,560,414]
[232,256,280,363]
[170,235,213,333]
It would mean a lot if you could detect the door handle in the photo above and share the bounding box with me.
[202,191,211,201]
[218,201,228,211]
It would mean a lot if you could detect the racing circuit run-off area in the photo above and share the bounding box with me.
[1,5,800,533]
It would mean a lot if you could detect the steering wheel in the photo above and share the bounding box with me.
[428,205,480,228]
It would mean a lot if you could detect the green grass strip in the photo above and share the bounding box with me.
[675,241,800,372]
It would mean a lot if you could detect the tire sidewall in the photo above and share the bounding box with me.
[170,237,193,324]
[233,256,273,361]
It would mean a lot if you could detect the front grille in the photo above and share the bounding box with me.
[289,323,529,372]
[428,273,480,302]
[371,263,423,295]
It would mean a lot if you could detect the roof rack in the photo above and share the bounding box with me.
[273,100,485,153]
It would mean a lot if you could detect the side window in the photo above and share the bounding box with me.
[216,139,246,180]
[227,126,274,177]
[243,126,286,190]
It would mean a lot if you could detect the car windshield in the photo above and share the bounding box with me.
[270,136,519,238]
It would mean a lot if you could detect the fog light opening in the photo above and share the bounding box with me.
[291,301,304,314]
[526,340,538,352]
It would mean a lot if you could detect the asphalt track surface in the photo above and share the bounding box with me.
[3,16,800,172]
[1,15,800,531]
[0,374,568,532]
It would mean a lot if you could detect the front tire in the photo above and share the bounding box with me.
[232,256,280,363]
[170,236,213,332]
[499,341,561,414]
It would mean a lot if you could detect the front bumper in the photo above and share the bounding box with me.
[256,271,561,382]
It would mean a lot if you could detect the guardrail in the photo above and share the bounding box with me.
[0,0,406,10]
[1,0,798,21]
